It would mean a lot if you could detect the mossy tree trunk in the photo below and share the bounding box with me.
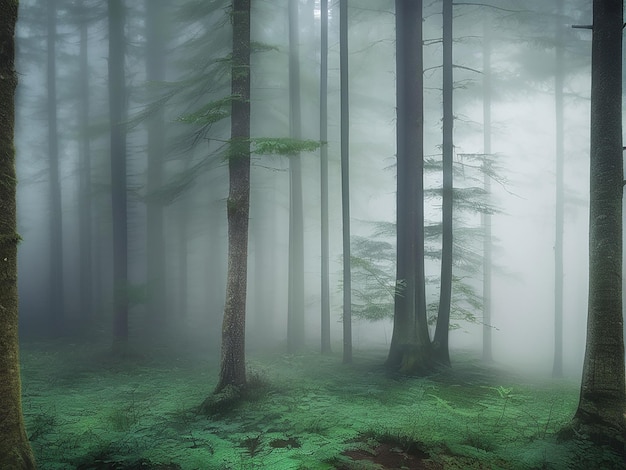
[0,1,37,467]
[214,0,251,393]
[572,0,625,450]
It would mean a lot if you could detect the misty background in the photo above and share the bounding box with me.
[13,0,609,376]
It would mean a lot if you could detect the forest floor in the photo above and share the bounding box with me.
[19,339,626,470]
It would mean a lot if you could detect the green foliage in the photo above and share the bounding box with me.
[175,96,235,125]
[251,137,321,155]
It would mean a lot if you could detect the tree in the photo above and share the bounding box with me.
[570,0,625,449]
[319,0,331,355]
[47,0,64,331]
[214,0,251,392]
[386,0,431,373]
[432,0,453,367]
[287,0,306,353]
[0,1,37,466]
[340,0,352,364]
[108,0,129,351]
[145,0,167,326]
[552,0,565,378]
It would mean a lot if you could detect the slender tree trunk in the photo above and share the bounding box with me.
[0,2,37,466]
[433,0,453,367]
[320,0,331,354]
[481,15,493,363]
[145,0,167,327]
[78,1,93,322]
[339,0,352,364]
[287,0,306,353]
[108,0,129,350]
[214,0,251,392]
[552,0,564,379]
[47,0,64,331]
[572,0,625,448]
[387,0,429,373]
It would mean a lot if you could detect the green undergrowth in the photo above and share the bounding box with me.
[19,340,624,469]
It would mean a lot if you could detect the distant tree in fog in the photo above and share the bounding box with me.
[0,0,37,465]
[108,0,129,352]
[47,0,64,331]
[569,0,625,449]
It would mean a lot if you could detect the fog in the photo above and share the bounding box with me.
[13,0,609,379]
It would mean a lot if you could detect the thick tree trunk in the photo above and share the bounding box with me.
[433,0,453,367]
[108,0,129,350]
[572,0,625,449]
[0,1,37,466]
[387,0,429,373]
[287,0,306,353]
[215,0,251,392]
[320,0,331,355]
[339,0,352,364]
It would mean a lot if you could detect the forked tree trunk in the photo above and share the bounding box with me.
[0,1,37,466]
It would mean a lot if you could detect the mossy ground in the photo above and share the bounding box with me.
[19,340,625,469]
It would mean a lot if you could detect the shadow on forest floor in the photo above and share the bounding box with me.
[19,339,626,469]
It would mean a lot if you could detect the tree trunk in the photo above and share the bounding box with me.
[287,0,306,353]
[108,0,129,350]
[145,0,167,327]
[215,0,251,392]
[339,0,352,364]
[319,0,331,355]
[0,1,37,466]
[433,0,453,367]
[78,0,93,323]
[387,0,429,373]
[481,15,493,364]
[552,0,564,379]
[572,0,625,449]
[47,0,64,331]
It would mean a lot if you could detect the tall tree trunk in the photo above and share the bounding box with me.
[145,0,167,327]
[319,0,331,354]
[481,15,493,363]
[287,0,306,353]
[572,0,625,448]
[387,0,429,373]
[552,0,564,379]
[78,0,93,322]
[433,0,453,367]
[47,0,64,331]
[0,1,37,465]
[214,0,251,392]
[339,0,352,364]
[108,0,129,350]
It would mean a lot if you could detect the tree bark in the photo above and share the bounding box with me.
[572,0,625,449]
[0,1,37,466]
[433,0,453,367]
[215,0,251,392]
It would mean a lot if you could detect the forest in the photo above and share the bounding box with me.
[0,0,625,468]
